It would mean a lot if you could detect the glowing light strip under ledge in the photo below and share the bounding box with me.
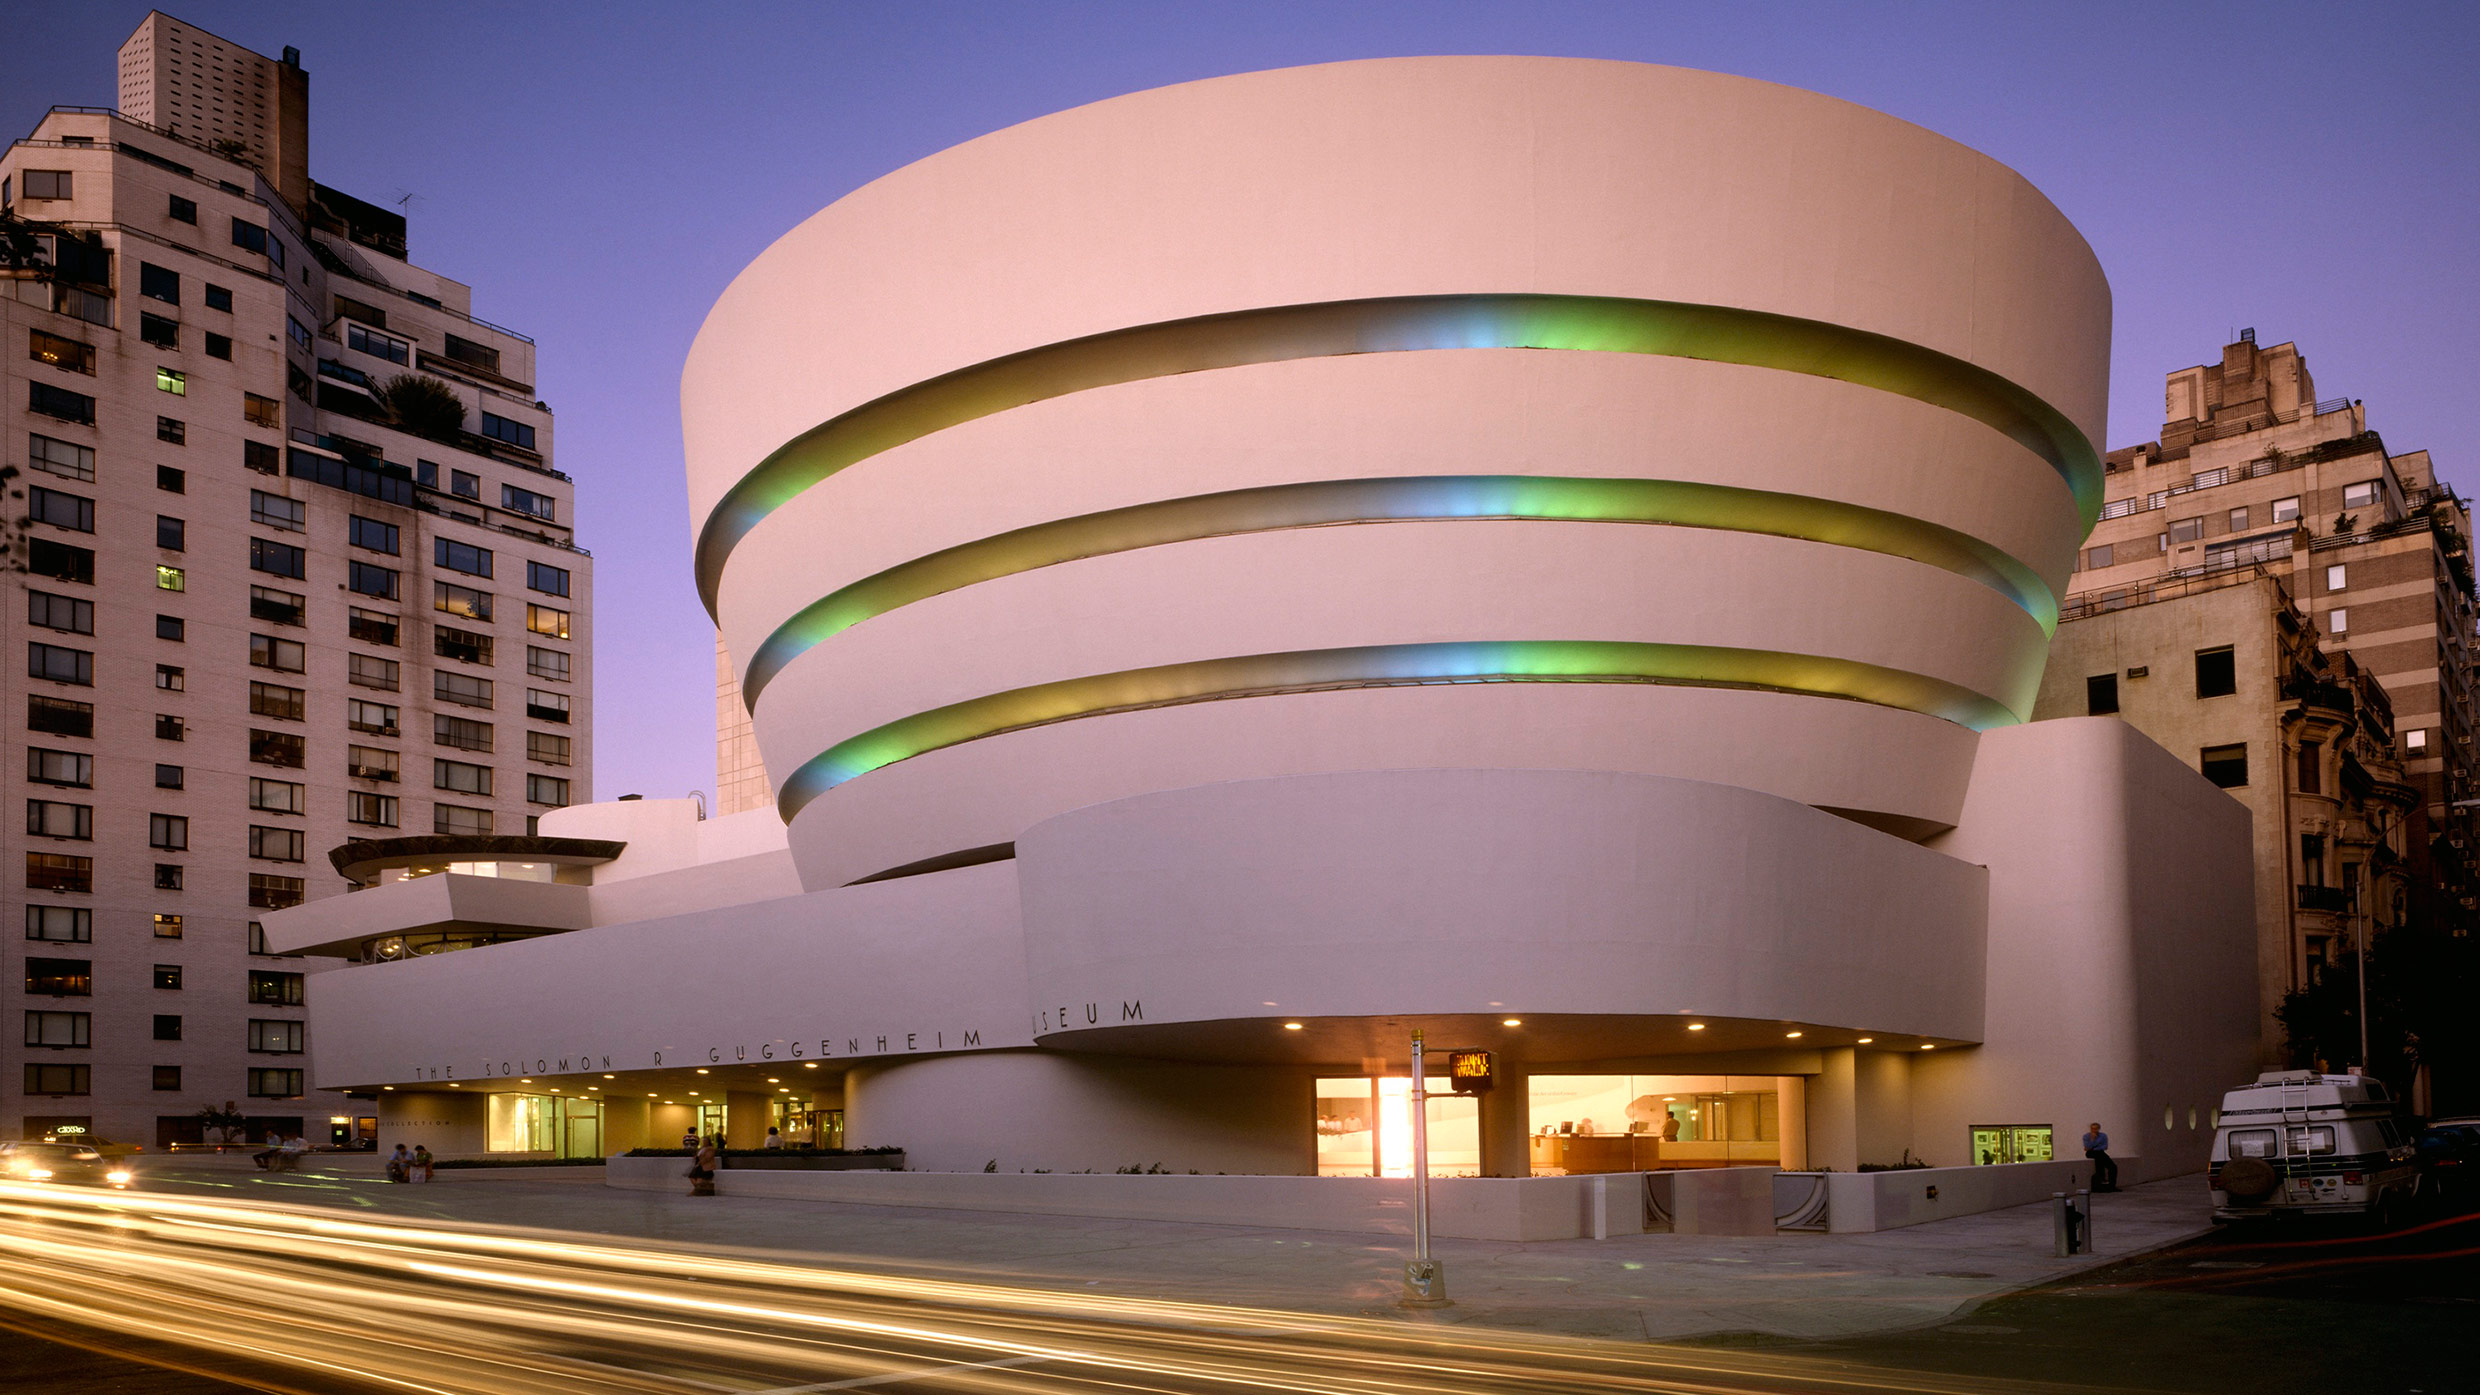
[696,293,2101,613]
[775,640,2019,821]
[738,475,2059,709]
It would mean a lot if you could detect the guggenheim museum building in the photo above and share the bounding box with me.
[272,57,2261,1183]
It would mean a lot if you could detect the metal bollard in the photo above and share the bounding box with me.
[1591,1175,1610,1240]
[2052,1189,2088,1257]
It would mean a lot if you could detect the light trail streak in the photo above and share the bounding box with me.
[0,1179,2150,1395]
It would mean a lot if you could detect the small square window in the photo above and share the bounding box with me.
[157,565,186,591]
[2201,743,2249,789]
[157,465,186,493]
[157,367,187,396]
[153,1014,182,1041]
[2228,507,2248,531]
[153,964,182,990]
[2407,729,2430,753]
[155,664,184,692]
[154,863,183,890]
[451,470,481,500]
[155,764,183,789]
[156,614,185,641]
[157,416,185,445]
[2272,496,2300,523]
[204,284,233,313]
[2342,480,2378,511]
[154,913,182,938]
[2329,608,2349,636]
[205,332,232,360]
[2326,564,2347,592]
[152,1065,182,1091]
[156,714,186,741]
[168,194,197,224]
[2195,646,2237,699]
[2086,674,2119,716]
[157,516,186,551]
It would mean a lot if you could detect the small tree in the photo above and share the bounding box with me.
[198,1100,248,1146]
[376,373,466,441]
[2332,512,2358,537]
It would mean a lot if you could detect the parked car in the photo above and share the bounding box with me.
[0,1141,134,1188]
[2207,1070,2419,1225]
[2412,1121,2480,1203]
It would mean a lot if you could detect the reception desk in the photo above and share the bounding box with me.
[1529,1135,1776,1174]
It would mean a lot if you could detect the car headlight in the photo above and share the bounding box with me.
[107,1171,132,1185]
[25,1168,51,1181]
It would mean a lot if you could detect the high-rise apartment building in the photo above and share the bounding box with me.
[1,12,590,1148]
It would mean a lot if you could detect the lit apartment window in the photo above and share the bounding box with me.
[435,582,492,621]
[153,914,182,939]
[526,604,570,640]
[28,329,95,374]
[25,853,92,893]
[156,367,187,396]
[24,957,91,996]
[157,565,185,592]
[244,392,280,427]
[154,964,182,991]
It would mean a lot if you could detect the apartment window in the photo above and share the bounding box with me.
[347,745,400,782]
[434,759,492,796]
[167,193,198,223]
[248,875,305,911]
[2407,729,2431,754]
[479,413,537,451]
[158,416,185,444]
[159,465,187,493]
[157,564,185,592]
[244,392,280,428]
[152,1066,181,1091]
[249,971,306,1005]
[251,585,306,626]
[434,715,492,752]
[250,634,307,673]
[249,826,306,862]
[250,491,306,531]
[155,664,184,692]
[25,1011,89,1047]
[348,515,399,553]
[417,461,439,488]
[451,469,481,499]
[2083,543,2112,570]
[2342,480,2379,510]
[503,485,555,520]
[435,581,492,621]
[527,774,572,807]
[248,683,305,722]
[26,906,89,943]
[249,1069,305,1099]
[26,853,92,893]
[2272,496,2300,523]
[29,328,95,373]
[434,804,493,836]
[249,921,274,956]
[154,914,182,939]
[2301,833,2327,885]
[2329,608,2349,636]
[346,791,398,827]
[435,672,493,710]
[28,642,93,686]
[27,800,91,840]
[230,218,268,256]
[155,714,184,741]
[436,627,493,666]
[526,604,571,640]
[2298,740,2323,796]
[2325,564,2347,592]
[154,964,183,991]
[25,957,91,996]
[248,778,306,816]
[30,381,95,424]
[28,590,93,635]
[2195,646,2236,698]
[22,170,72,200]
[29,486,95,532]
[527,732,572,767]
[28,696,94,738]
[443,334,502,375]
[156,367,187,396]
[333,294,386,327]
[349,561,401,600]
[526,689,571,724]
[347,700,400,737]
[344,321,410,364]
[30,540,95,584]
[288,316,311,351]
[526,646,571,682]
[154,1015,181,1041]
[24,1063,89,1096]
[2201,743,2249,789]
[349,608,399,646]
[250,730,305,768]
[245,440,279,474]
[28,748,91,788]
[435,537,494,577]
[139,261,180,303]
[205,283,232,312]
[156,764,183,789]
[157,515,186,551]
[149,812,188,850]
[28,433,94,481]
[349,654,400,691]
[249,1020,307,1054]
[206,332,232,360]
[250,537,307,579]
[158,615,186,641]
[140,312,180,350]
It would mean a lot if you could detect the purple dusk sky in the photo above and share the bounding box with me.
[7,2,2475,804]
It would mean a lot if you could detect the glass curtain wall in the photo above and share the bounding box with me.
[1314,1076,1479,1177]
[485,1094,603,1155]
[1526,1074,1784,1174]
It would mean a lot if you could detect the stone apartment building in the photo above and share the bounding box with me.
[1,12,590,1148]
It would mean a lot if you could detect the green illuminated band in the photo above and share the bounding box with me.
[775,640,2019,820]
[738,475,2059,709]
[698,293,2101,613]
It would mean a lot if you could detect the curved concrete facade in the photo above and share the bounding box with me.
[681,56,2109,881]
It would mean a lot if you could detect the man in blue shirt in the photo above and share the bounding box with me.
[2082,1122,2119,1191]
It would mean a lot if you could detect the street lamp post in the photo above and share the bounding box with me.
[1400,1029,1448,1307]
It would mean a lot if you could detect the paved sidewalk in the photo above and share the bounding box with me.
[130,1157,2209,1343]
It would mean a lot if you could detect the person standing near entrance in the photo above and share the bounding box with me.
[2082,1122,2118,1192]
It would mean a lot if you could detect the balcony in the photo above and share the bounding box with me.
[2297,884,2350,914]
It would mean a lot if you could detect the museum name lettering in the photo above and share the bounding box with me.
[407,1024,994,1081]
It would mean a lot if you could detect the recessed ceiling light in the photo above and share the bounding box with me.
[1920,1044,1936,1050]
[1262,1001,1277,1007]
[1283,1022,1304,1031]
[695,1068,709,1075]
[1857,1037,1874,1044]
[447,1084,460,1088]
[1502,1018,1522,1027]
[603,1074,615,1079]
[688,1091,700,1096]
[767,1078,779,1083]
[382,1086,394,1091]
[1686,1023,1706,1032]
[802,1063,819,1069]
[1785,1031,1803,1039]
[519,1078,532,1083]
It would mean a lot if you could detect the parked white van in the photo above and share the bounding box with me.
[2208,1070,2418,1224]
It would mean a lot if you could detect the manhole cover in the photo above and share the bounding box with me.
[1927,1270,1995,1279]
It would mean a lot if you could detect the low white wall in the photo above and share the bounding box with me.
[1824,1159,2099,1233]
[604,1155,1651,1241]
